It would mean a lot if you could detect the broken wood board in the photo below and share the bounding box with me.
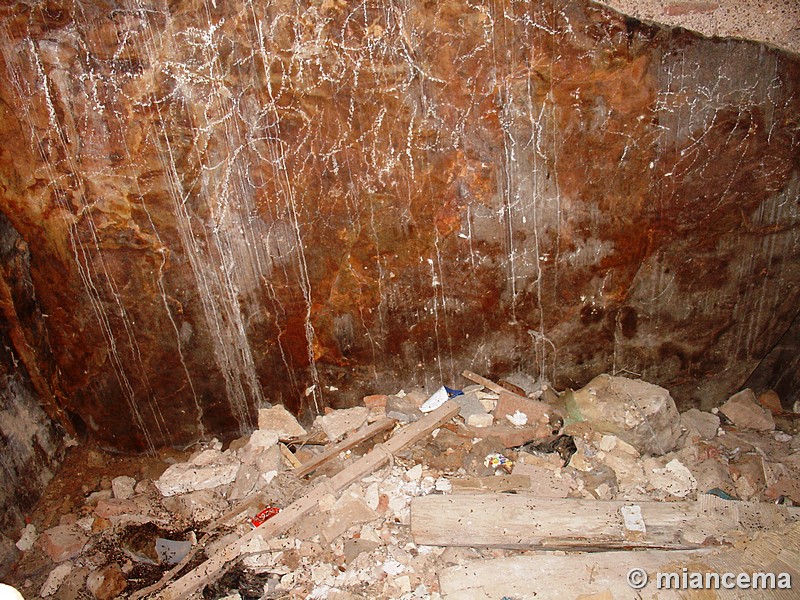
[450,475,531,493]
[411,493,800,551]
[279,443,302,469]
[155,400,459,599]
[439,549,714,599]
[202,492,267,533]
[461,370,511,396]
[439,522,800,599]
[294,417,396,477]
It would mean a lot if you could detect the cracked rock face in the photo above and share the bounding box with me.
[0,0,798,451]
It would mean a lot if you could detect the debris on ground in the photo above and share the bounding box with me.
[3,373,800,599]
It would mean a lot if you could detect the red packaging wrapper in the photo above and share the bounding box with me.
[250,506,280,528]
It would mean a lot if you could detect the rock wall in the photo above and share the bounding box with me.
[0,0,798,452]
[0,214,64,539]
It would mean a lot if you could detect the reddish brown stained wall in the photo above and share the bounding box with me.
[0,0,798,451]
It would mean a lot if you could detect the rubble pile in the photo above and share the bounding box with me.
[5,373,800,599]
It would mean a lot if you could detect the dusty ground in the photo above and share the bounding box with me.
[4,443,191,598]
[4,377,800,600]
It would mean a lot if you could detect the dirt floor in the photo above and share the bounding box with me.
[4,443,192,598]
[3,376,800,600]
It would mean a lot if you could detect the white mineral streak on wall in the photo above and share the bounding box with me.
[0,28,164,453]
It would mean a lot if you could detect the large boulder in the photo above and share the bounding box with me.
[566,375,681,455]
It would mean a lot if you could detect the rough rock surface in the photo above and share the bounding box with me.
[39,525,87,563]
[154,462,239,497]
[720,389,776,431]
[316,407,370,442]
[257,405,307,439]
[85,564,127,600]
[567,375,682,455]
[680,408,720,440]
[0,0,798,452]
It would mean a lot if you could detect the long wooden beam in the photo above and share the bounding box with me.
[438,523,800,599]
[411,493,800,551]
[294,417,396,478]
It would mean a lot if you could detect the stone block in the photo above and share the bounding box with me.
[367,406,387,422]
[322,494,379,543]
[253,444,282,476]
[363,394,388,408]
[730,453,766,500]
[386,395,423,423]
[40,525,88,563]
[645,458,697,498]
[403,389,428,408]
[456,392,488,421]
[228,464,258,501]
[758,389,783,414]
[40,562,73,597]
[567,375,681,455]
[257,405,307,439]
[111,476,136,500]
[343,538,380,563]
[466,413,493,428]
[155,462,239,497]
[161,489,228,523]
[720,389,775,431]
[94,498,139,518]
[189,448,224,465]
[461,423,551,447]
[498,372,539,396]
[493,392,550,426]
[688,458,735,497]
[238,433,280,466]
[680,408,720,440]
[766,476,800,504]
[86,564,127,600]
[316,407,369,442]
[85,490,113,505]
[15,523,36,552]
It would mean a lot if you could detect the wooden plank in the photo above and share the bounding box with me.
[411,493,800,551]
[460,370,507,395]
[438,549,713,599]
[155,400,460,599]
[461,370,529,401]
[450,475,531,493]
[439,523,800,600]
[279,443,303,469]
[202,492,266,533]
[294,417,396,478]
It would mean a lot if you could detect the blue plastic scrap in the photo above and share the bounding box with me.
[705,488,738,500]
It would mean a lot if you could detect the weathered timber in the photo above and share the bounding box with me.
[449,475,531,493]
[294,417,396,477]
[411,493,800,551]
[438,523,800,599]
[279,443,303,469]
[460,370,509,395]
